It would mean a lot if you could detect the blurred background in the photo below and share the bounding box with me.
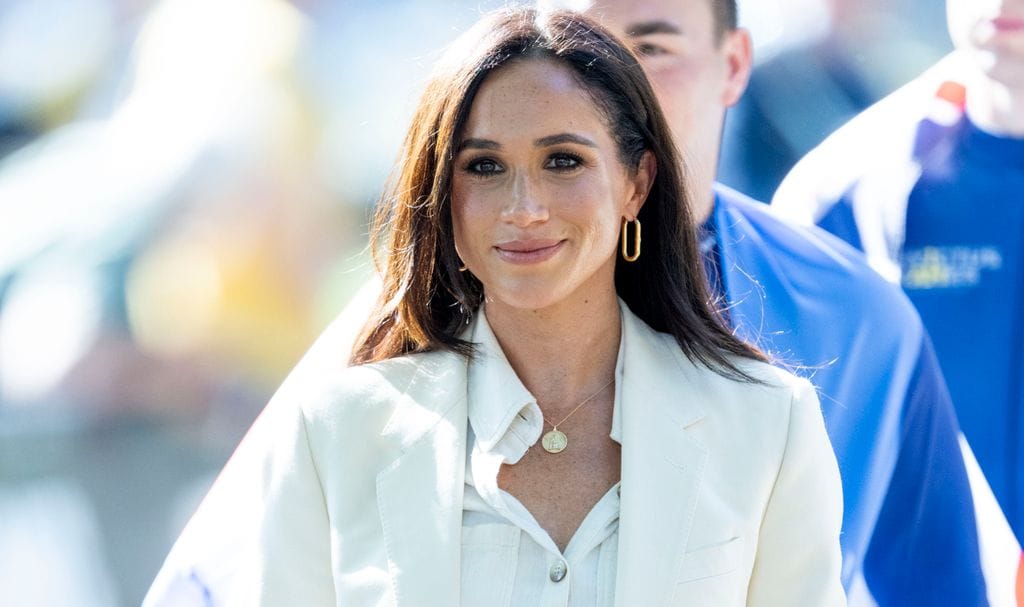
[0,0,949,604]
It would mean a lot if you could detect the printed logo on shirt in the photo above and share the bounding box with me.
[902,246,1003,289]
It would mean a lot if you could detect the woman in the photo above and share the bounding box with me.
[146,8,844,606]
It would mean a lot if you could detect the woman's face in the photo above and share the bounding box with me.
[451,58,654,313]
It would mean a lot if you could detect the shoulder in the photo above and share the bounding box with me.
[265,326,467,449]
[716,184,919,323]
[705,358,833,493]
[713,355,819,422]
[718,184,862,268]
[644,317,817,431]
[773,52,969,217]
[675,345,833,500]
[628,301,815,405]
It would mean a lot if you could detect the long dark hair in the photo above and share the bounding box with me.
[352,7,766,379]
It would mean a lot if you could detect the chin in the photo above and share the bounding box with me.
[988,59,1024,88]
[489,293,567,313]
[484,280,572,313]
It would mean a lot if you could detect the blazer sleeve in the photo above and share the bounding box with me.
[747,379,847,607]
[143,396,337,606]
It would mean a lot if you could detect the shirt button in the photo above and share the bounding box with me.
[549,559,568,582]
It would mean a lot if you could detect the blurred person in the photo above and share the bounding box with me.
[0,0,354,603]
[568,0,994,603]
[718,0,950,202]
[775,0,1024,553]
[145,8,846,605]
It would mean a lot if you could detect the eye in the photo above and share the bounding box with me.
[634,42,669,57]
[545,153,583,172]
[465,158,504,176]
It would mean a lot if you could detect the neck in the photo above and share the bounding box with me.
[680,124,720,223]
[966,73,1024,137]
[694,184,717,224]
[483,287,620,418]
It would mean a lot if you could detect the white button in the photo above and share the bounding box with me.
[549,560,568,582]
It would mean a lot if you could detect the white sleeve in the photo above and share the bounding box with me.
[746,379,846,607]
[144,397,337,606]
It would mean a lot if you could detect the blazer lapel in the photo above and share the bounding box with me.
[376,353,469,607]
[615,307,710,606]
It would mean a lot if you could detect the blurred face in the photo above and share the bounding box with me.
[948,0,1024,87]
[451,59,653,312]
[582,0,750,200]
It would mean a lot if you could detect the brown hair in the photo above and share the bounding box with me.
[352,7,765,380]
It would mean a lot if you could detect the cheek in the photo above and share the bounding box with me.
[652,54,726,102]
[450,183,477,253]
[452,176,484,223]
[451,180,503,262]
[645,65,702,124]
[554,177,627,246]
[946,10,974,48]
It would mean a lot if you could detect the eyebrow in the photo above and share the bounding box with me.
[535,133,598,148]
[458,133,598,151]
[458,138,501,151]
[626,20,683,37]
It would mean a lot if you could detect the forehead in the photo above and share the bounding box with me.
[462,59,610,140]
[581,0,716,37]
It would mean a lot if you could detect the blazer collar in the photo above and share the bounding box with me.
[375,350,469,607]
[615,304,711,605]
[373,303,713,606]
[465,306,539,454]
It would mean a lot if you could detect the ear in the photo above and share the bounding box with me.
[720,28,753,108]
[624,150,657,218]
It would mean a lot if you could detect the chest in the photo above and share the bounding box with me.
[497,398,620,552]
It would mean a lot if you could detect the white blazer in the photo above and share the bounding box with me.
[146,305,845,606]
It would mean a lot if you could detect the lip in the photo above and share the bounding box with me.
[991,16,1024,32]
[494,239,564,264]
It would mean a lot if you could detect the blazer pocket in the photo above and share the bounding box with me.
[676,535,744,584]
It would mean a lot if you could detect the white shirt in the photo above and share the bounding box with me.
[461,307,625,607]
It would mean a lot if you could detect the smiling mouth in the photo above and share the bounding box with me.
[494,240,564,264]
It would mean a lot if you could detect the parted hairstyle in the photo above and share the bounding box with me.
[352,7,765,380]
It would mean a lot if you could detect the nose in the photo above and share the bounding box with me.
[500,172,548,227]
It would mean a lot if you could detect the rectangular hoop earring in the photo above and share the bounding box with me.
[621,217,641,262]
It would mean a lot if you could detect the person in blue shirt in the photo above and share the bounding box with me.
[571,0,991,603]
[775,0,1024,551]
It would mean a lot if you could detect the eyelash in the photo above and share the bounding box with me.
[545,152,584,172]
[464,158,504,176]
[462,152,585,176]
[634,42,669,57]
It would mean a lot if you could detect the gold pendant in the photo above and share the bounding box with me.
[542,429,568,454]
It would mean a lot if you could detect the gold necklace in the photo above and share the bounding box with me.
[540,377,615,454]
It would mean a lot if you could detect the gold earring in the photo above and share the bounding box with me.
[621,217,641,262]
[458,264,468,272]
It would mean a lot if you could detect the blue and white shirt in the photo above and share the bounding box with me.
[774,52,1024,552]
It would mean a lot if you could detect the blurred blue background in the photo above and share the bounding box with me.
[0,0,949,604]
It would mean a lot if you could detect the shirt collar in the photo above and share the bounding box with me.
[466,305,542,456]
[466,303,627,459]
